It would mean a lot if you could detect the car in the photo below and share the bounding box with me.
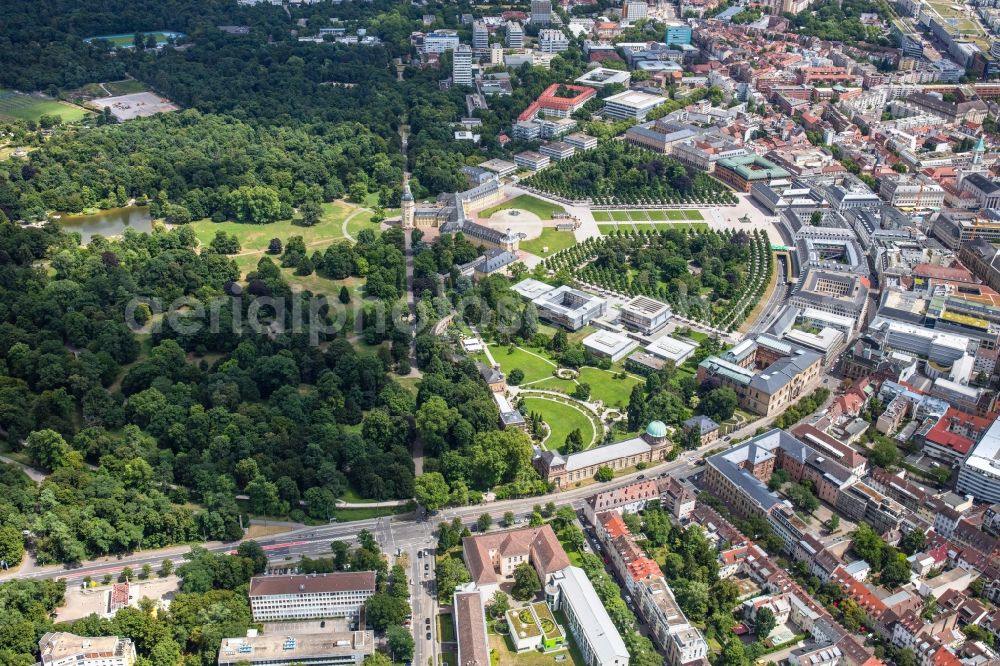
[418,550,423,558]
[426,632,432,640]
[424,563,429,571]
[636,474,645,480]
[724,435,732,442]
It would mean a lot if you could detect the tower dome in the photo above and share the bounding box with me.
[645,421,667,439]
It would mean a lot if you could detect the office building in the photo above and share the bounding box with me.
[505,21,524,48]
[620,295,671,334]
[217,632,374,666]
[582,330,638,362]
[532,285,607,330]
[40,634,136,666]
[958,415,1000,503]
[248,573,376,622]
[564,132,598,151]
[603,90,666,121]
[624,119,696,154]
[878,175,945,209]
[531,0,552,24]
[664,22,692,45]
[788,269,870,331]
[472,20,489,50]
[452,44,473,87]
[422,29,460,53]
[463,525,570,596]
[539,141,576,161]
[644,336,696,364]
[960,173,1000,209]
[547,567,630,666]
[513,150,551,172]
[623,0,649,23]
[932,209,1000,250]
[714,155,792,192]
[575,67,632,89]
[538,29,569,53]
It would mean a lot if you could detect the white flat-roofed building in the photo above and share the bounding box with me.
[505,21,524,48]
[40,634,136,666]
[644,336,696,364]
[603,90,665,121]
[548,567,630,666]
[423,29,460,53]
[564,133,598,151]
[512,278,556,301]
[533,285,607,330]
[783,327,845,363]
[583,330,638,362]
[248,573,376,622]
[480,158,517,177]
[217,632,374,666]
[575,68,632,89]
[959,415,1000,503]
[539,141,576,161]
[883,321,969,366]
[514,150,551,171]
[538,29,569,53]
[452,44,474,87]
[620,295,671,334]
[799,307,855,336]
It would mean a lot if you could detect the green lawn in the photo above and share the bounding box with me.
[647,210,667,220]
[593,211,613,222]
[491,345,557,384]
[330,505,409,522]
[520,228,577,257]
[0,90,91,123]
[104,79,148,96]
[577,367,640,408]
[339,487,377,504]
[530,376,579,394]
[520,396,596,452]
[438,613,457,643]
[686,210,704,220]
[610,210,631,221]
[666,210,685,220]
[344,208,378,240]
[480,194,566,220]
[598,224,618,235]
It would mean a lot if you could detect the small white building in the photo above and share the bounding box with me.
[583,330,639,362]
[644,336,697,364]
[603,90,666,121]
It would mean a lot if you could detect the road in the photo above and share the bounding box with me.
[744,253,791,338]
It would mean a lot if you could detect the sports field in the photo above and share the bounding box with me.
[0,90,91,123]
[84,31,186,48]
[593,209,704,222]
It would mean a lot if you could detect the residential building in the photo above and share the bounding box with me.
[452,44,473,87]
[603,90,666,121]
[40,634,136,666]
[714,155,792,192]
[454,589,490,666]
[538,29,569,53]
[957,415,1000,503]
[623,0,649,23]
[582,330,638,362]
[217,632,375,666]
[620,295,672,334]
[547,567,630,666]
[684,415,720,446]
[535,421,671,487]
[505,21,524,48]
[583,479,662,524]
[247,573,376,622]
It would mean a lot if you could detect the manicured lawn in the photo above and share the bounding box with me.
[598,224,618,235]
[647,210,667,220]
[188,201,353,249]
[480,194,566,220]
[520,396,596,452]
[344,208,378,240]
[530,376,579,394]
[666,210,685,220]
[686,209,704,220]
[520,228,577,257]
[492,345,557,384]
[610,210,631,221]
[0,89,91,123]
[330,505,409,522]
[577,367,640,408]
[593,211,613,222]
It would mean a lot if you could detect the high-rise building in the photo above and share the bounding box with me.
[538,29,569,53]
[472,20,489,50]
[664,22,692,45]
[623,0,649,23]
[531,0,552,25]
[505,21,524,48]
[453,44,474,87]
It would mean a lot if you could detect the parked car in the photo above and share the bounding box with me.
[426,632,432,641]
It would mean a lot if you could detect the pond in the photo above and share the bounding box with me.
[57,206,154,244]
